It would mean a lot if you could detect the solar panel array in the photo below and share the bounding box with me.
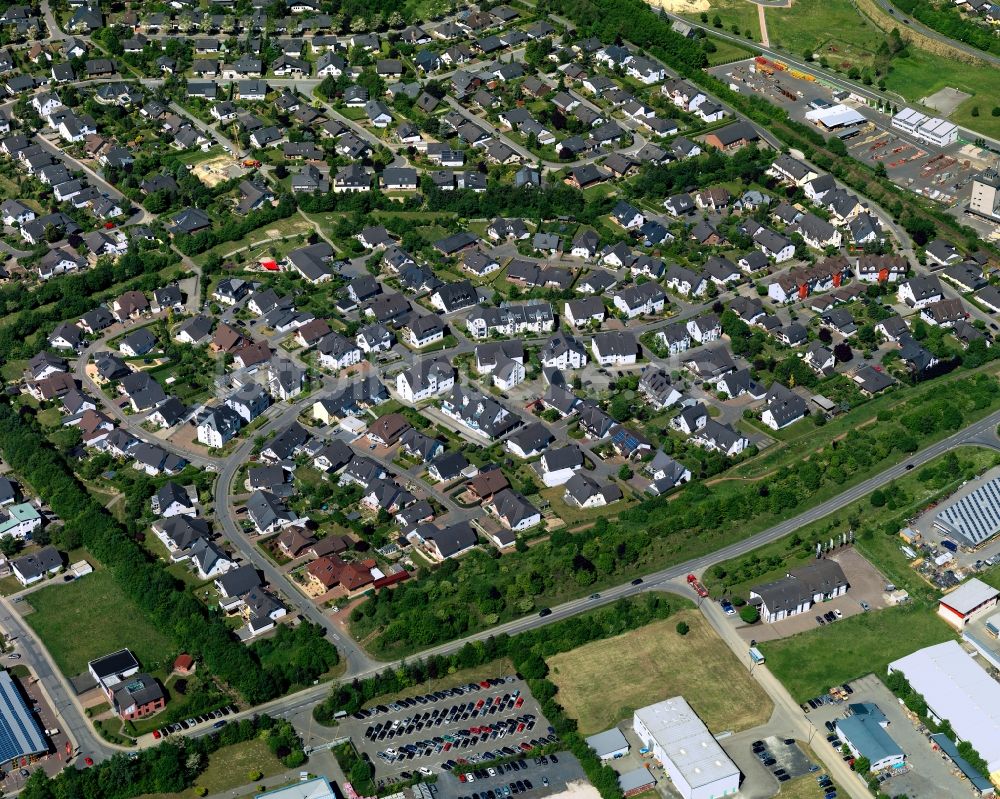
[934,477,1000,546]
[0,672,46,764]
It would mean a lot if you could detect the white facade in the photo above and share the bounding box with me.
[633,699,740,799]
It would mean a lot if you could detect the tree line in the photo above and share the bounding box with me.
[0,404,338,703]
[20,714,303,799]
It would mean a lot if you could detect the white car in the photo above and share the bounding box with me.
[419,767,433,777]
[833,609,843,619]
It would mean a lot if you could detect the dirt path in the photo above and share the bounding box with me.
[757,3,770,46]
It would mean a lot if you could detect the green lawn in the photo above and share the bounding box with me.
[683,0,762,42]
[764,0,884,66]
[883,48,1000,138]
[24,570,175,676]
[762,603,953,702]
[191,216,314,267]
[705,37,756,67]
[140,739,287,799]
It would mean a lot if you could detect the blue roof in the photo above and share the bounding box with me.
[930,734,993,792]
[0,671,47,762]
[837,714,903,765]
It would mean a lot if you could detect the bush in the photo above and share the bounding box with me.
[248,770,263,782]
[195,788,208,797]
[739,606,760,624]
[676,621,690,636]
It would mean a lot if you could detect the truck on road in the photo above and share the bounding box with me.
[749,647,766,665]
[687,574,709,598]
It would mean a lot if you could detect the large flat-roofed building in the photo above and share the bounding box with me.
[633,697,740,799]
[0,671,47,763]
[937,578,1000,629]
[888,640,1000,784]
[804,104,866,130]
[934,476,1000,547]
[890,107,958,146]
[749,559,849,624]
[834,703,904,772]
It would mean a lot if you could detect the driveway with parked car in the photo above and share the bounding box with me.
[338,677,556,785]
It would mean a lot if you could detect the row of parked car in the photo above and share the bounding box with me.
[377,714,539,763]
[352,679,517,720]
[365,693,526,742]
[815,609,844,626]
[816,772,837,799]
[152,705,239,739]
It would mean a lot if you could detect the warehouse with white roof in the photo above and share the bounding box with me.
[937,578,999,629]
[805,104,866,130]
[891,107,958,146]
[633,697,740,799]
[888,640,1000,784]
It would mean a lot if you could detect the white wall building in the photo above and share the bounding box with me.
[633,698,740,799]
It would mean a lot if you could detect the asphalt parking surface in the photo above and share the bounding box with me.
[752,735,814,781]
[338,677,556,781]
[437,753,587,799]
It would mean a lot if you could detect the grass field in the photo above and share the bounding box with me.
[883,48,1000,138]
[191,216,314,267]
[142,739,286,799]
[686,0,761,41]
[705,37,757,66]
[761,603,952,702]
[24,571,175,676]
[547,611,772,734]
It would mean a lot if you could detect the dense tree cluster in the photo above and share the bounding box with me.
[0,405,338,703]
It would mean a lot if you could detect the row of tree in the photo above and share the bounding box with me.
[20,714,303,799]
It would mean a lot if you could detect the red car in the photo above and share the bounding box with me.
[517,723,525,733]
[475,699,485,709]
[458,774,467,783]
[479,681,490,688]
[152,730,161,739]
[84,757,94,767]
[514,697,524,708]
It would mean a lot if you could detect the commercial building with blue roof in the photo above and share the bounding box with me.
[835,703,904,772]
[0,671,47,765]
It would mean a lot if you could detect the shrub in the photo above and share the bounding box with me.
[740,606,760,624]
[676,621,690,636]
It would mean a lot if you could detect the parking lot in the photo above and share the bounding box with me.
[805,674,974,799]
[339,677,556,781]
[436,753,587,799]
